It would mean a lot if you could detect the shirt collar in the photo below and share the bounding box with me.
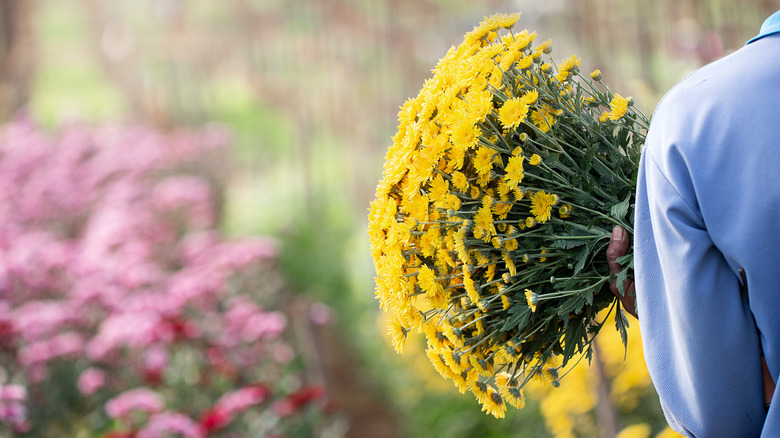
[747,10,780,44]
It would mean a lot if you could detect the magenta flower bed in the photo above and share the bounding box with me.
[0,119,327,437]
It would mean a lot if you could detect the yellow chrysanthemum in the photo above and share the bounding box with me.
[493,344,517,365]
[530,190,558,223]
[417,265,439,294]
[474,146,497,176]
[451,121,481,149]
[482,12,522,30]
[468,380,491,404]
[558,54,581,72]
[502,251,517,276]
[387,316,408,353]
[558,203,573,218]
[503,155,525,189]
[499,384,526,409]
[473,200,496,242]
[442,324,466,349]
[444,349,469,374]
[525,289,538,312]
[498,97,529,130]
[447,172,466,193]
[500,294,511,310]
[530,109,555,133]
[529,154,542,165]
[492,201,512,219]
[590,69,602,81]
[469,355,494,377]
[481,388,507,419]
[521,89,538,105]
[516,55,533,69]
[606,93,629,120]
[427,348,455,380]
[504,235,518,252]
[429,175,449,206]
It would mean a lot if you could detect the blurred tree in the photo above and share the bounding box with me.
[0,0,35,121]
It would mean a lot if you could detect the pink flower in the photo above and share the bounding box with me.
[11,301,78,342]
[198,385,269,431]
[18,332,84,367]
[308,302,333,326]
[0,384,29,433]
[152,176,215,230]
[86,313,161,360]
[241,311,286,342]
[138,412,204,438]
[105,388,164,419]
[0,384,26,402]
[77,368,106,395]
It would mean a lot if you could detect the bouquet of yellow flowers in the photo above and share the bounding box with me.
[367,13,649,418]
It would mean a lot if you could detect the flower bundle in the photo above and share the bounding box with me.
[368,13,648,418]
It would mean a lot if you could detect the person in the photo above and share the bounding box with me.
[605,11,780,437]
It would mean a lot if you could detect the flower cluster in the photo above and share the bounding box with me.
[0,119,329,436]
[368,13,648,417]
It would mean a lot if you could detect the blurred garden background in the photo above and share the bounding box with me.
[0,0,778,437]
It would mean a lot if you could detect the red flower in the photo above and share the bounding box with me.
[273,386,325,417]
[198,407,231,432]
[101,431,137,438]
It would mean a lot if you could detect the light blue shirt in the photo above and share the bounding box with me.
[635,14,780,437]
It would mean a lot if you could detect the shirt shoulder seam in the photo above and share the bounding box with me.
[643,147,702,221]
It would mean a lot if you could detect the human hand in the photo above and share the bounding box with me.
[606,225,637,318]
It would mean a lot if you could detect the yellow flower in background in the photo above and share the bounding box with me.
[617,423,652,438]
[529,153,542,165]
[655,427,685,438]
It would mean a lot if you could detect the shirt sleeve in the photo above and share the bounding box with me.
[634,145,766,436]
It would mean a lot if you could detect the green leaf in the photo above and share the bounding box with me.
[557,295,586,316]
[615,306,630,356]
[615,255,634,296]
[573,245,590,274]
[502,306,531,332]
[614,253,633,266]
[583,289,594,306]
[561,320,587,364]
[610,193,631,221]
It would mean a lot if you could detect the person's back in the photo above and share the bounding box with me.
[634,14,780,437]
